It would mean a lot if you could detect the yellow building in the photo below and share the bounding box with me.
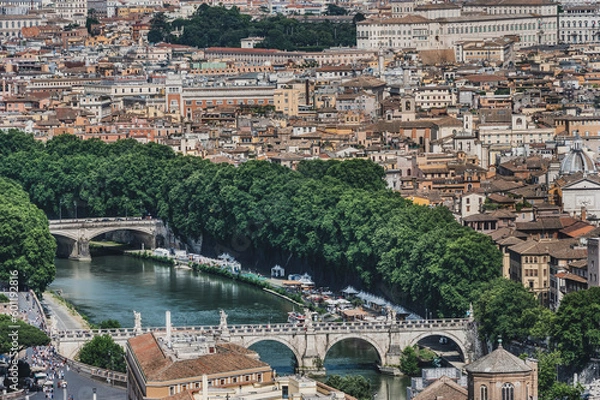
[274,86,302,116]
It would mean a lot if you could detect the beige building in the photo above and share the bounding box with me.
[507,239,554,306]
[454,37,517,66]
[274,86,303,116]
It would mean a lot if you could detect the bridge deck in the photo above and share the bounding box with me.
[55,319,470,339]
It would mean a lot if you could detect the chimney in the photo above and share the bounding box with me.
[581,206,587,221]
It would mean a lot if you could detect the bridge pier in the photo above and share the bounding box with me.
[298,356,326,376]
[69,239,91,262]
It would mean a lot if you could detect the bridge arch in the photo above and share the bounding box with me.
[410,331,468,362]
[244,336,303,369]
[86,226,156,239]
[50,231,79,241]
[325,334,385,365]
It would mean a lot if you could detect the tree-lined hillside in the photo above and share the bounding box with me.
[0,131,502,317]
[149,6,358,51]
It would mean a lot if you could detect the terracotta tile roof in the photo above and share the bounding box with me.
[152,353,270,381]
[555,272,587,284]
[413,376,467,400]
[559,221,595,238]
[128,333,270,383]
[465,345,532,374]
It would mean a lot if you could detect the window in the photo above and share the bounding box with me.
[502,383,514,400]
[481,385,488,400]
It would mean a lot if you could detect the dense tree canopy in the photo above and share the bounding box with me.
[0,131,502,318]
[473,278,541,344]
[325,375,372,400]
[0,315,50,355]
[551,287,600,369]
[0,177,56,293]
[78,334,126,372]
[149,5,357,51]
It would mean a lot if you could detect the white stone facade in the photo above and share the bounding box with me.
[559,5,600,44]
[55,0,87,23]
[357,13,557,51]
[0,14,43,37]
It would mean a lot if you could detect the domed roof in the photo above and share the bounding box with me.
[465,343,532,374]
[560,136,597,176]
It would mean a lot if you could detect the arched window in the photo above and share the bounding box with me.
[516,118,523,125]
[502,383,515,400]
[481,385,488,400]
[405,100,411,111]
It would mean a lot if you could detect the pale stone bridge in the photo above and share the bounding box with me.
[53,318,476,373]
[49,218,165,261]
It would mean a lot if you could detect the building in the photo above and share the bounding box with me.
[454,37,517,66]
[559,5,600,45]
[466,342,538,400]
[356,12,557,51]
[54,0,87,25]
[126,332,274,400]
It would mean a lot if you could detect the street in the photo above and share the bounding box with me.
[41,293,89,331]
[25,353,125,400]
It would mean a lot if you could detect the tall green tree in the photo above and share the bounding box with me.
[0,177,56,293]
[474,278,541,344]
[78,334,126,372]
[399,345,421,376]
[551,287,600,369]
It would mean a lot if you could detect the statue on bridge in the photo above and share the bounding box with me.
[303,308,313,329]
[133,310,142,333]
[219,309,228,331]
[386,306,397,323]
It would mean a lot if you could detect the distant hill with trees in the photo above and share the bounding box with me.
[148,5,359,51]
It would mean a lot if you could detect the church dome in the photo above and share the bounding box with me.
[560,136,597,175]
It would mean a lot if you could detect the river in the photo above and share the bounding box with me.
[49,255,410,400]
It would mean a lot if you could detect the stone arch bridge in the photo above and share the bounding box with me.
[49,218,165,261]
[54,318,476,373]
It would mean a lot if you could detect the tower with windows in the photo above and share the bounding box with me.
[465,341,538,400]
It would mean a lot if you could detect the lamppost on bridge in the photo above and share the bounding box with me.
[73,200,77,220]
[59,197,65,222]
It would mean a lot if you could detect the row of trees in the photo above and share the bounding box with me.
[149,5,359,51]
[0,131,502,319]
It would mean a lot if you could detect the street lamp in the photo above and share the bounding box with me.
[73,200,77,220]
[59,198,65,222]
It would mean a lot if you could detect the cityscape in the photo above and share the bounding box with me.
[1,0,600,399]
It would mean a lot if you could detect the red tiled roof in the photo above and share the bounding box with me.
[129,333,270,382]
